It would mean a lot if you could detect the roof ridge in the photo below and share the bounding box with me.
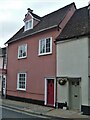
[42,2,76,18]
[31,12,41,19]
[77,5,88,11]
[5,2,76,44]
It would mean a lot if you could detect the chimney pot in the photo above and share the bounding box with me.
[27,8,33,13]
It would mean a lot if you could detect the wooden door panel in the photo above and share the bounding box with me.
[47,79,54,105]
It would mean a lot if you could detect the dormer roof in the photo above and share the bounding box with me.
[24,8,41,22]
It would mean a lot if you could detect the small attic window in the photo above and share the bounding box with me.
[24,19,33,31]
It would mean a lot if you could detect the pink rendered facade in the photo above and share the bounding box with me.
[6,4,76,106]
[7,29,59,102]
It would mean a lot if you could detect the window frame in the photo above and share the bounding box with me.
[18,44,27,59]
[17,73,27,91]
[24,19,33,31]
[39,37,52,56]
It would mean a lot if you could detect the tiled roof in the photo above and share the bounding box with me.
[56,6,89,41]
[31,12,41,20]
[6,2,75,44]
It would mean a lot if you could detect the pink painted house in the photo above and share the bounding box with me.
[5,3,76,107]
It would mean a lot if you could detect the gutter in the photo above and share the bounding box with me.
[55,33,89,44]
[6,25,58,45]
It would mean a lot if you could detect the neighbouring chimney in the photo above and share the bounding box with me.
[27,8,33,13]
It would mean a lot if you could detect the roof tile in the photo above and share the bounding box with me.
[6,2,75,44]
[56,6,89,41]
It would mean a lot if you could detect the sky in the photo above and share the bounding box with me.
[0,0,89,47]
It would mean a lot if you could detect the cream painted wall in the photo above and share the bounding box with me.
[89,77,90,105]
[57,37,89,106]
[57,81,69,103]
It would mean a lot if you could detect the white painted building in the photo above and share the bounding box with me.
[56,6,90,115]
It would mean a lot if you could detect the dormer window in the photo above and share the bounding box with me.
[24,8,40,32]
[24,19,33,31]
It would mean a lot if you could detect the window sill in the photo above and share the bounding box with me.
[24,27,33,32]
[38,52,52,56]
[17,88,26,91]
[18,56,27,60]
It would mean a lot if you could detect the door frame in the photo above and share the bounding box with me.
[44,77,56,107]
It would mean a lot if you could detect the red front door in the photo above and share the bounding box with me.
[47,79,54,106]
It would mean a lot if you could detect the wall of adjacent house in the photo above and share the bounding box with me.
[0,57,3,69]
[57,80,69,104]
[88,39,90,76]
[88,75,90,104]
[57,37,89,106]
[88,38,90,105]
[0,75,2,92]
[0,48,7,94]
[0,56,3,92]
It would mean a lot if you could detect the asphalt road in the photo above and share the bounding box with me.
[0,106,74,120]
[1,106,49,120]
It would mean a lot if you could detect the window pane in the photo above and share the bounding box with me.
[25,20,32,31]
[40,41,43,53]
[39,37,52,55]
[18,44,27,58]
[18,73,26,90]
[46,38,50,52]
[19,47,22,57]
[40,40,45,54]
[42,40,45,53]
[25,22,28,30]
[29,21,32,28]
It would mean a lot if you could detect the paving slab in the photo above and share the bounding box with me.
[1,98,90,119]
[46,109,90,119]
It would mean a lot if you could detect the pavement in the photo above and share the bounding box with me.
[0,97,90,119]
